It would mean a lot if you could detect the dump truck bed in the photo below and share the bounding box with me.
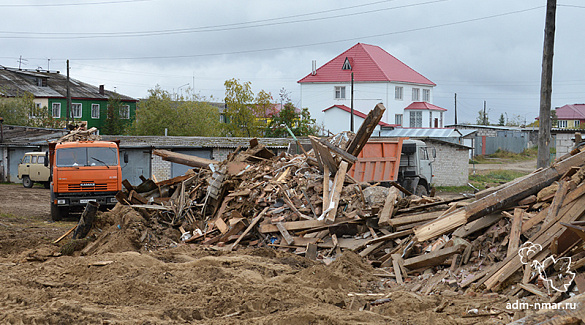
[348,138,404,183]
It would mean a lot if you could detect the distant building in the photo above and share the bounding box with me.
[0,65,137,131]
[553,104,585,129]
[298,43,445,134]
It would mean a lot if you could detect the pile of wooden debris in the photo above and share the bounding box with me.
[110,105,585,310]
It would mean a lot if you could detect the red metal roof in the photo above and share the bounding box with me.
[404,101,447,111]
[555,104,585,120]
[298,43,435,86]
[322,105,393,127]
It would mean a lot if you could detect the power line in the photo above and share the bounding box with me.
[0,0,446,39]
[0,0,155,7]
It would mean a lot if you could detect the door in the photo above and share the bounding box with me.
[18,154,31,179]
[30,154,50,182]
[417,146,433,184]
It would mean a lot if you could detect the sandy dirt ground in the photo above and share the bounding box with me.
[469,159,538,175]
[0,183,522,324]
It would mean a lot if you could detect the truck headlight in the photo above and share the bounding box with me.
[57,199,66,205]
[109,197,118,203]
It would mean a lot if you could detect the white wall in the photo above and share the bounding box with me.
[299,81,434,133]
[323,108,367,135]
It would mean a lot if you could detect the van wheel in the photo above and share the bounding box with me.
[51,203,66,221]
[415,185,428,197]
[23,176,33,188]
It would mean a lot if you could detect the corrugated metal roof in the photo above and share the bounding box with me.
[0,66,136,102]
[555,104,585,120]
[101,135,295,149]
[379,128,461,138]
[298,43,435,86]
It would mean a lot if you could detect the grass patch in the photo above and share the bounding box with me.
[435,185,475,194]
[472,147,539,164]
[469,170,528,190]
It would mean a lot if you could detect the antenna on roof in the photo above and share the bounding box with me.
[17,55,28,70]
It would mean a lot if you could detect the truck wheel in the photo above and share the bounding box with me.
[22,176,33,188]
[51,203,65,221]
[415,185,428,197]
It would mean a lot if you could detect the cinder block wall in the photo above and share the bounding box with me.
[430,143,470,187]
[556,133,573,159]
[151,155,171,182]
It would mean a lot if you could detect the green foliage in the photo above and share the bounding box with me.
[476,109,489,125]
[469,170,528,190]
[0,92,62,128]
[102,94,125,135]
[265,104,317,138]
[498,113,505,126]
[223,78,262,137]
[127,86,221,136]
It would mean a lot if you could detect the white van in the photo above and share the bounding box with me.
[17,152,51,188]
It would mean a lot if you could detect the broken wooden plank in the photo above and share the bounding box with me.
[325,161,348,224]
[306,243,317,260]
[402,244,465,270]
[363,229,413,246]
[506,208,523,258]
[389,210,443,228]
[153,149,218,169]
[276,222,295,245]
[345,103,386,156]
[392,254,404,284]
[378,186,399,227]
[414,209,467,242]
[452,212,502,238]
[309,136,338,174]
[259,219,326,233]
[309,135,358,164]
[230,207,269,251]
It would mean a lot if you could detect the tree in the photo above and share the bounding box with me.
[102,94,125,135]
[498,113,505,126]
[265,103,317,138]
[223,78,262,137]
[0,92,62,128]
[127,86,221,136]
[476,109,489,125]
[255,89,274,128]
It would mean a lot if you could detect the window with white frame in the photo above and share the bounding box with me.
[52,103,61,118]
[72,103,82,118]
[423,89,430,102]
[30,102,41,118]
[395,114,403,125]
[91,104,100,119]
[334,86,346,99]
[412,88,420,101]
[575,120,580,128]
[410,111,422,127]
[395,86,403,100]
[429,111,433,128]
[120,105,130,119]
[558,120,567,128]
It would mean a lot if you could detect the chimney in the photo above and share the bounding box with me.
[311,60,317,76]
[99,85,105,95]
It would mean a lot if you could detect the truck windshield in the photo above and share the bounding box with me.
[56,147,118,167]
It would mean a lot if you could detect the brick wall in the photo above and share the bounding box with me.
[429,141,470,186]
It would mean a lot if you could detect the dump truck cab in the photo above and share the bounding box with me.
[49,140,124,221]
[397,139,434,196]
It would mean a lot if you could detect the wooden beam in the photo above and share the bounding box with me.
[452,212,502,238]
[378,186,399,227]
[506,208,523,258]
[389,210,443,228]
[309,135,357,164]
[276,222,295,245]
[230,207,268,251]
[392,254,404,284]
[259,219,326,233]
[153,149,218,169]
[325,161,348,224]
[309,137,338,174]
[345,103,386,156]
[322,165,330,215]
[402,244,465,270]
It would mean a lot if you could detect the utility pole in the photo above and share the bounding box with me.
[483,101,487,125]
[454,93,458,125]
[350,72,354,132]
[66,60,71,126]
[538,0,557,169]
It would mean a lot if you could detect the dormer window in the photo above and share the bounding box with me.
[342,57,352,70]
[36,77,47,87]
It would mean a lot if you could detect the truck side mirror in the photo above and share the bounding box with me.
[123,152,129,164]
[44,152,49,167]
[432,148,437,158]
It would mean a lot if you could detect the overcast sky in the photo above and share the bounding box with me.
[1,0,583,125]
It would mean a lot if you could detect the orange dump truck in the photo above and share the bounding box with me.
[348,138,435,196]
[47,140,126,221]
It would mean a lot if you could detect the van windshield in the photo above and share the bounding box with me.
[56,147,118,167]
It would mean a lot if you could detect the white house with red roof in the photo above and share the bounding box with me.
[298,43,444,134]
[553,104,585,129]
